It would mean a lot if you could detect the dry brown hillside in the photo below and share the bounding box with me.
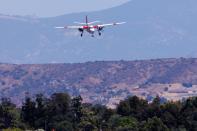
[0,58,197,108]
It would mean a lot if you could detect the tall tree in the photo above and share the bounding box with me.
[147,96,162,118]
[34,94,47,129]
[21,97,36,127]
[46,93,71,130]
[70,95,83,129]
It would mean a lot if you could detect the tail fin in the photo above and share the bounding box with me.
[86,16,88,25]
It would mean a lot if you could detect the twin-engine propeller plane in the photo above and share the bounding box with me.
[55,16,126,37]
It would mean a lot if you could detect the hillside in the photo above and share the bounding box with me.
[0,58,197,108]
[1,0,197,63]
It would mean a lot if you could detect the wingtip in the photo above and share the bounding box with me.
[113,22,126,25]
[120,22,126,24]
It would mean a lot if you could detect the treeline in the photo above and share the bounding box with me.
[0,93,197,131]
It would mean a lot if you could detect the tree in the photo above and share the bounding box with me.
[21,97,36,128]
[46,93,71,130]
[160,101,182,128]
[0,98,22,129]
[117,96,148,120]
[91,104,111,129]
[49,93,71,114]
[2,128,23,131]
[147,96,162,118]
[181,98,197,130]
[117,100,131,116]
[71,96,83,124]
[49,120,73,131]
[141,116,169,131]
[34,94,47,129]
[102,108,114,122]
[109,115,139,131]
[78,103,98,131]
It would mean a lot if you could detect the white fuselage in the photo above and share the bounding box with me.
[86,26,96,34]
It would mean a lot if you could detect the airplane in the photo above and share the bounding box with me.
[55,16,126,37]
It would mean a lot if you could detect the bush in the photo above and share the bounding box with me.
[2,128,23,131]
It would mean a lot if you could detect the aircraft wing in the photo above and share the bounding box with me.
[55,25,83,29]
[98,22,126,28]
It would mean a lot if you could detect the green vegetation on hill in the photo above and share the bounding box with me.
[0,93,197,131]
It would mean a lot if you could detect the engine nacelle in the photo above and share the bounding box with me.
[98,27,104,31]
[78,28,83,32]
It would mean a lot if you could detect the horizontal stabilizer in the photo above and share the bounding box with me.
[74,22,87,25]
[74,21,100,25]
[88,21,100,24]
[55,27,65,29]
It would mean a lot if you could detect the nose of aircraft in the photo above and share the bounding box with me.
[90,28,95,32]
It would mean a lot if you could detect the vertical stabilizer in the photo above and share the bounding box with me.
[86,16,88,25]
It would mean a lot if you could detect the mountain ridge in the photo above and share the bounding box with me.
[1,0,197,63]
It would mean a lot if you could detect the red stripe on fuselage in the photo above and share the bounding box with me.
[83,25,98,29]
[93,25,98,29]
[83,26,89,29]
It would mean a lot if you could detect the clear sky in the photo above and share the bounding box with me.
[0,0,130,18]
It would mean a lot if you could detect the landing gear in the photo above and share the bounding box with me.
[78,28,84,37]
[80,31,84,37]
[98,27,103,36]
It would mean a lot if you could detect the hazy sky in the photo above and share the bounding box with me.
[0,0,130,17]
